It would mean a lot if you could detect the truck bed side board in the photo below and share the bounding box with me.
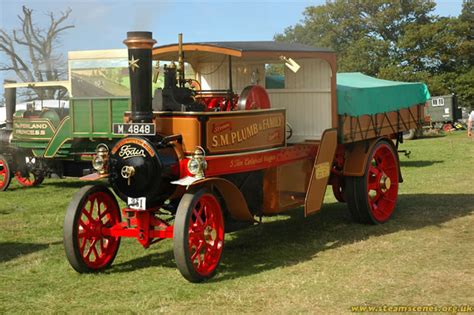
[339,104,424,143]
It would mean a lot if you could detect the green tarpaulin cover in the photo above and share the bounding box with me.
[336,72,430,116]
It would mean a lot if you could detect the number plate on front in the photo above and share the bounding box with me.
[128,197,146,210]
[113,123,155,136]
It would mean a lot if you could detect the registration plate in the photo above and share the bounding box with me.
[128,197,147,210]
[113,123,155,136]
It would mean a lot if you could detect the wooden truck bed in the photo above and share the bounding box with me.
[336,73,430,143]
[339,103,424,143]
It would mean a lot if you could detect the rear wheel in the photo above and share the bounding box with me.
[331,176,345,203]
[15,172,44,187]
[345,140,399,224]
[442,123,452,132]
[402,128,416,140]
[0,155,12,191]
[63,185,121,273]
[173,188,225,282]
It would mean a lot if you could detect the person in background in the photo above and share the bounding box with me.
[468,109,474,137]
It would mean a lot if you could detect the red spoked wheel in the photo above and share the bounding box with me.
[442,123,452,132]
[0,154,12,191]
[63,185,121,272]
[15,171,44,187]
[174,188,225,282]
[345,140,399,224]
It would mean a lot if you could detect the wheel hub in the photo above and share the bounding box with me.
[379,173,391,192]
[87,220,103,238]
[203,225,217,244]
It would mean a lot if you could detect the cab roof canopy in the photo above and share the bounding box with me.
[152,41,334,64]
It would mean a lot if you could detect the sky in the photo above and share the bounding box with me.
[0,0,466,96]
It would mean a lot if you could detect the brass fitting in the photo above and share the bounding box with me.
[121,165,136,186]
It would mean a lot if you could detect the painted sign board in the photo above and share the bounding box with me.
[154,109,286,155]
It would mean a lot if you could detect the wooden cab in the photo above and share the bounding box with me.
[152,41,338,141]
[151,42,338,215]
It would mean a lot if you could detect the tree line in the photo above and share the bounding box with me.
[275,0,473,108]
[1,2,472,107]
[0,6,73,100]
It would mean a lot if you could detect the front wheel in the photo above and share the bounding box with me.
[15,157,45,187]
[173,188,225,282]
[345,140,399,224]
[15,171,44,187]
[63,185,121,273]
[0,155,12,191]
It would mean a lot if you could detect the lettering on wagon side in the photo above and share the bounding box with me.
[209,114,284,151]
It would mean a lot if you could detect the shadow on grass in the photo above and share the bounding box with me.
[2,179,102,192]
[2,185,44,192]
[0,209,14,215]
[0,241,61,263]
[110,250,176,273]
[399,160,444,167]
[108,193,474,281]
[416,134,446,139]
[40,180,103,189]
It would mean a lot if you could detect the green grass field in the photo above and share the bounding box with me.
[1,132,473,313]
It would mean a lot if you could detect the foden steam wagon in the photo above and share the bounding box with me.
[63,32,430,282]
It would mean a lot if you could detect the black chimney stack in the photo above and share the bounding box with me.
[4,80,16,130]
[123,31,156,123]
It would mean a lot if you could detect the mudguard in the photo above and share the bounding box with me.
[188,177,254,222]
[304,129,338,216]
[343,137,402,182]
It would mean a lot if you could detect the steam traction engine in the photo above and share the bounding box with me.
[63,32,430,282]
[0,49,130,191]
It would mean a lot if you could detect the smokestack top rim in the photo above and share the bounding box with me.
[124,31,156,49]
[127,31,153,39]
